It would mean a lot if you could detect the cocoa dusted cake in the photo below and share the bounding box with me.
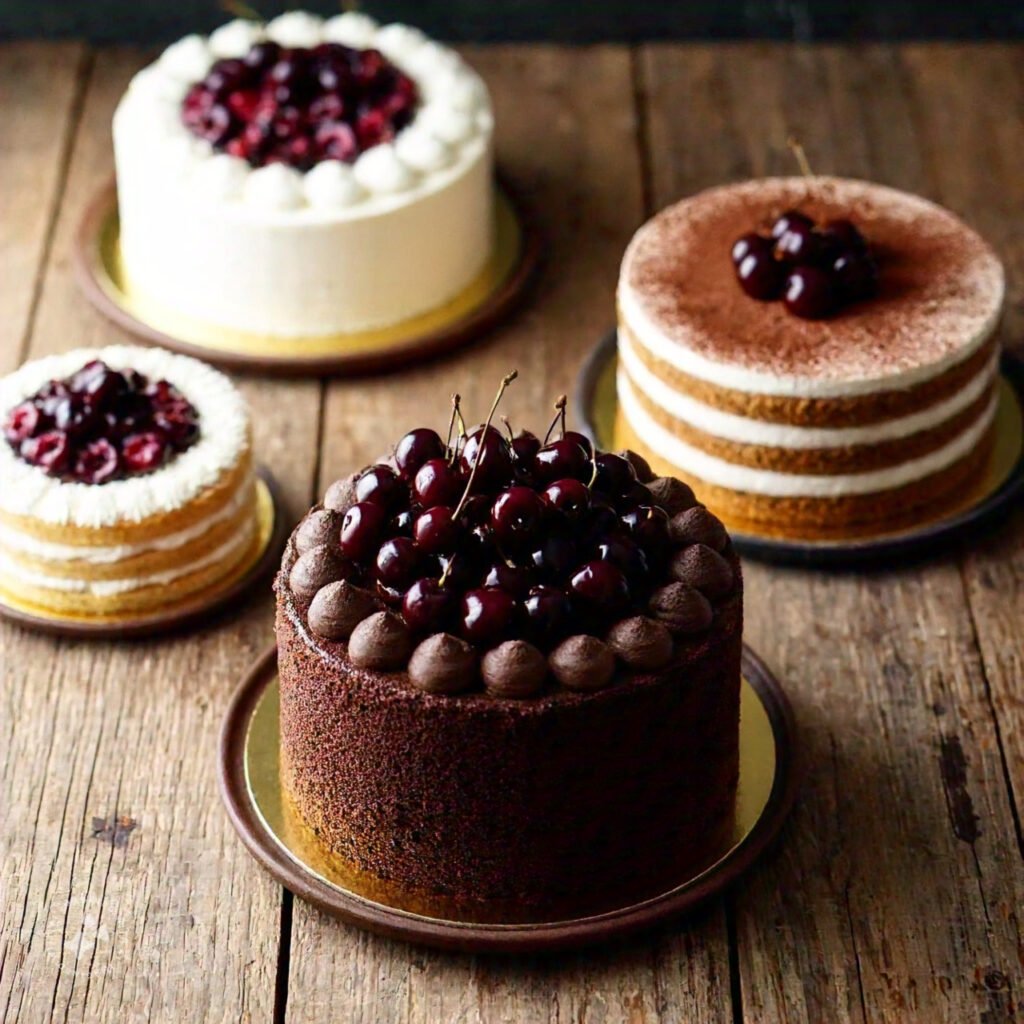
[275,377,743,909]
[617,177,1005,539]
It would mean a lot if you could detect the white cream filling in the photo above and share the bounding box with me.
[118,14,492,214]
[618,372,998,497]
[0,346,248,527]
[618,335,1000,449]
[0,517,255,596]
[0,473,253,564]
[617,279,1003,399]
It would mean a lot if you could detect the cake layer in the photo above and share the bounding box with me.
[618,357,998,475]
[620,321,999,428]
[113,13,495,337]
[277,584,742,905]
[618,176,1005,397]
[618,371,998,498]
[617,411,995,536]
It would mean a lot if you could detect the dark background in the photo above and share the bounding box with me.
[3,0,1024,43]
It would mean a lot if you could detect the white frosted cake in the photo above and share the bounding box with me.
[112,12,494,337]
[0,346,258,618]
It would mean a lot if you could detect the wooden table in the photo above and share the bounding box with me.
[2,39,1023,1024]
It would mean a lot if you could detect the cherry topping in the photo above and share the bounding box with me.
[374,536,421,589]
[731,232,764,267]
[482,561,533,598]
[413,506,460,554]
[783,266,837,319]
[773,218,819,265]
[542,478,590,520]
[413,458,464,509]
[562,430,594,457]
[460,587,517,646]
[736,244,785,301]
[490,486,545,547]
[770,210,813,239]
[522,585,573,648]
[534,438,590,484]
[355,464,404,510]
[5,359,199,483]
[509,430,541,469]
[459,426,513,493]
[182,44,419,170]
[594,534,650,584]
[592,452,637,497]
[568,560,630,615]
[339,501,388,561]
[402,578,454,635]
[832,250,879,302]
[395,428,445,481]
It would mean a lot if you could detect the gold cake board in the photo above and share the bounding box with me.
[218,644,799,953]
[577,330,1024,567]
[0,468,288,640]
[75,177,543,377]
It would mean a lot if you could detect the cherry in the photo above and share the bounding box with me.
[122,432,167,474]
[774,219,819,264]
[784,266,837,319]
[413,458,463,508]
[339,501,388,561]
[459,493,492,526]
[736,247,784,301]
[460,425,513,493]
[731,232,765,267]
[74,438,119,484]
[3,402,40,443]
[568,560,630,614]
[437,552,476,590]
[617,481,654,512]
[390,509,414,537]
[592,452,637,497]
[770,210,813,239]
[563,430,594,457]
[522,585,573,648]
[460,587,517,646]
[21,430,70,473]
[54,395,99,438]
[402,578,454,634]
[490,486,545,547]
[153,405,199,450]
[534,438,589,484]
[594,534,650,584]
[821,218,866,252]
[542,478,590,520]
[482,562,533,598]
[356,464,404,510]
[395,428,445,480]
[621,505,671,553]
[509,430,541,469]
[413,506,460,554]
[525,533,577,581]
[832,250,879,302]
[374,537,421,589]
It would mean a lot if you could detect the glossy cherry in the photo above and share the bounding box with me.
[355,464,405,510]
[395,428,446,480]
[402,578,454,634]
[482,561,533,598]
[413,458,464,508]
[374,536,421,589]
[542,478,590,520]
[784,266,837,319]
[568,560,630,613]
[339,501,388,561]
[460,587,517,646]
[460,425,513,493]
[533,438,590,484]
[413,506,460,554]
[490,486,545,547]
[736,246,784,301]
[522,584,573,648]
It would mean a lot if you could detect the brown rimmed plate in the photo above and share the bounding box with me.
[75,177,543,378]
[0,467,288,640]
[577,330,1024,567]
[218,643,798,953]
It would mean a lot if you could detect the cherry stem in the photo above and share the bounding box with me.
[451,370,518,521]
[588,445,599,489]
[543,395,568,445]
[445,393,461,455]
[787,136,814,179]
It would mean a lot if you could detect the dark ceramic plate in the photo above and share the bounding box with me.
[576,330,1024,567]
[218,644,799,953]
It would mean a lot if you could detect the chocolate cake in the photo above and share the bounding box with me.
[275,382,743,909]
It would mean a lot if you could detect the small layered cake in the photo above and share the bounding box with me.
[0,346,257,619]
[276,397,742,909]
[113,12,493,337]
[617,177,1005,538]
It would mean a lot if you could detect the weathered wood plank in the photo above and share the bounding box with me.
[285,44,736,1024]
[0,41,88,374]
[641,40,1024,1024]
[0,47,322,1023]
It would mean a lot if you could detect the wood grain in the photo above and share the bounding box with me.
[641,40,1024,1024]
[0,48,322,1023]
[285,44,736,1024]
[0,42,87,374]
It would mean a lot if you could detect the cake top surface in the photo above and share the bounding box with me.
[0,346,249,529]
[619,176,1005,390]
[277,381,741,702]
[113,12,492,215]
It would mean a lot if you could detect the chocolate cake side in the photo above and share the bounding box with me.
[275,543,742,907]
